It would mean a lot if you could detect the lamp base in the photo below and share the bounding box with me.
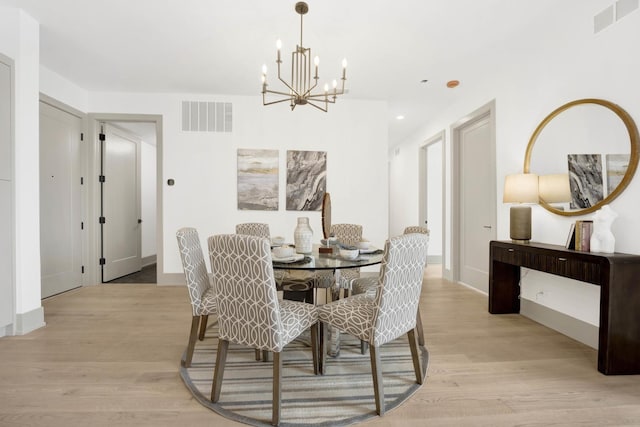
[510,205,532,243]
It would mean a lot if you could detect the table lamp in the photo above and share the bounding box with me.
[538,173,571,205]
[503,173,539,243]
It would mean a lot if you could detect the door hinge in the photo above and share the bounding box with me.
[99,217,106,224]
[99,175,105,183]
[80,177,84,185]
[80,133,84,141]
[99,133,105,142]
[81,266,85,274]
[99,258,106,265]
[81,222,84,230]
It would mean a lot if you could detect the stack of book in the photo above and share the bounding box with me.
[565,220,593,251]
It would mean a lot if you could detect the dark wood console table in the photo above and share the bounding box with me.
[489,240,640,375]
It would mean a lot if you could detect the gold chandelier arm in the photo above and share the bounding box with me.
[262,95,297,107]
[306,100,329,112]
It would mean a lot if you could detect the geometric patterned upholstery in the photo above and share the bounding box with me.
[176,227,217,367]
[330,223,363,290]
[235,222,270,238]
[235,223,315,304]
[207,234,318,352]
[208,234,319,425]
[352,226,430,348]
[403,225,430,236]
[317,233,429,415]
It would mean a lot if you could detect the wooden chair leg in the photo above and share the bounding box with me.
[182,316,200,368]
[211,339,229,402]
[198,315,209,341]
[310,322,319,375]
[369,345,385,416]
[255,349,261,361]
[319,322,326,375]
[360,340,369,355]
[408,329,423,384]
[415,308,425,347]
[272,351,282,426]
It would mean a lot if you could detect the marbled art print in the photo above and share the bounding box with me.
[567,153,603,209]
[286,150,326,211]
[237,149,279,211]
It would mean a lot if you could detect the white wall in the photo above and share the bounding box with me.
[0,8,44,333]
[86,93,389,276]
[390,1,640,334]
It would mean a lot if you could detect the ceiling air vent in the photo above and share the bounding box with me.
[181,101,232,133]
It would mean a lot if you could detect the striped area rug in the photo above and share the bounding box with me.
[180,320,429,426]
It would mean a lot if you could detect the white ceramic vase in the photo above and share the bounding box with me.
[294,217,313,254]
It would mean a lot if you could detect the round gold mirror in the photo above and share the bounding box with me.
[524,98,639,216]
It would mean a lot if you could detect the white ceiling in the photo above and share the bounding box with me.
[1,0,597,145]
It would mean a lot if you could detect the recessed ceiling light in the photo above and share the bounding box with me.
[446,80,460,88]
[396,115,405,120]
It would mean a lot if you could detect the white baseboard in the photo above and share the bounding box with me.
[142,254,157,267]
[427,255,442,264]
[520,298,598,349]
[15,306,46,335]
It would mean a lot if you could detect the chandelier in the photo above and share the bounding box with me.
[261,2,347,112]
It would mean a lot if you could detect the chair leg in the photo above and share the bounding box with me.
[369,344,385,416]
[255,349,262,361]
[211,339,229,402]
[319,322,326,375]
[415,308,425,347]
[272,351,282,426]
[182,316,200,368]
[198,315,209,341]
[408,329,423,385]
[310,322,319,375]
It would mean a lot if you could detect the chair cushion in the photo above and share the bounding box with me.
[198,287,217,315]
[351,276,378,298]
[317,294,375,342]
[279,300,319,346]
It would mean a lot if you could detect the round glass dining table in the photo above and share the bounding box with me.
[271,245,384,271]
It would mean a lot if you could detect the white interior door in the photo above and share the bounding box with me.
[39,101,83,298]
[102,123,142,282]
[457,110,496,292]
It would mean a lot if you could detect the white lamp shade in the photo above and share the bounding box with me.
[503,173,539,204]
[539,174,571,203]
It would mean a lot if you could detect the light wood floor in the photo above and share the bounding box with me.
[1,266,639,427]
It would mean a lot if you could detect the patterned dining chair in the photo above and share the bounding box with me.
[330,223,363,295]
[317,233,429,416]
[176,227,217,368]
[352,226,430,351]
[208,234,319,426]
[236,222,315,304]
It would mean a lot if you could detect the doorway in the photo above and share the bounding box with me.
[451,101,497,292]
[86,114,162,285]
[419,131,445,266]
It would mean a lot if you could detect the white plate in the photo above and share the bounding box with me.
[271,253,305,263]
[358,247,377,254]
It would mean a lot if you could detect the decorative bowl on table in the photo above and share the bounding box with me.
[339,248,359,260]
[356,240,370,250]
[271,236,285,246]
[273,245,294,258]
